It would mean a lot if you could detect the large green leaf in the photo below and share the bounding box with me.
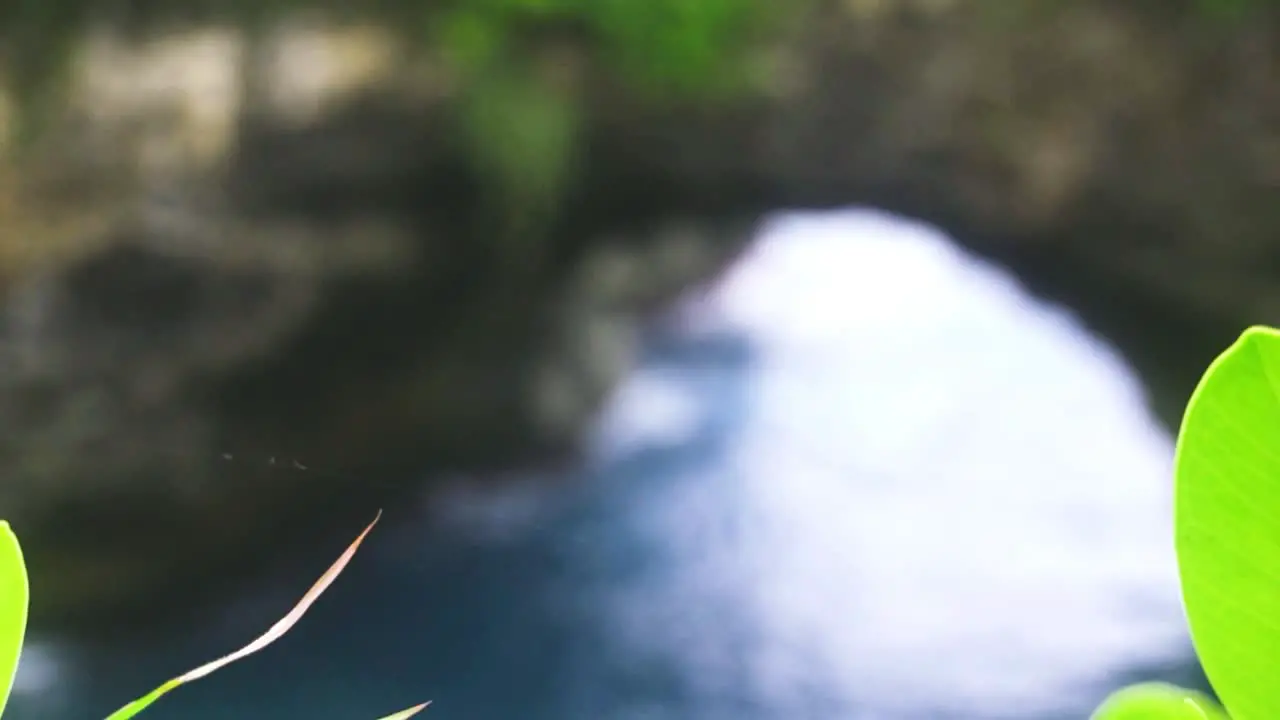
[1174,324,1280,720]
[0,521,29,718]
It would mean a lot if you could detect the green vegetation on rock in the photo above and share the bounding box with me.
[0,0,790,243]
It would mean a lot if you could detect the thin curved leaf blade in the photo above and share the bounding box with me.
[1175,325,1280,720]
[103,511,384,720]
[0,521,29,718]
[1091,682,1228,719]
[373,701,431,719]
[100,679,181,720]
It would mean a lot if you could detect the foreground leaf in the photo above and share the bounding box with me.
[1091,682,1228,720]
[0,521,28,718]
[374,701,431,719]
[104,511,387,720]
[1174,325,1280,720]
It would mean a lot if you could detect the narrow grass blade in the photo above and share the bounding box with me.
[0,521,29,718]
[373,700,431,719]
[103,511,384,720]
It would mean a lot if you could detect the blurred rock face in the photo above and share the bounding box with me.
[0,1,1275,631]
[0,23,747,631]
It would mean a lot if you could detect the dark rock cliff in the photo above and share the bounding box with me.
[0,0,1275,633]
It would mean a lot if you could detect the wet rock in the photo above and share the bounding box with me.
[0,30,747,630]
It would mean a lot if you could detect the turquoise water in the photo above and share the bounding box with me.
[8,210,1203,719]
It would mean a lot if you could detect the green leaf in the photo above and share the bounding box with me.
[1174,324,1280,720]
[0,521,29,718]
[1091,682,1228,720]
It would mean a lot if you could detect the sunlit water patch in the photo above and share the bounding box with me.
[11,209,1194,720]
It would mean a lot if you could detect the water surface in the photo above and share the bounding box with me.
[10,210,1196,719]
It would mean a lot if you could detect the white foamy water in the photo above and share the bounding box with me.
[592,209,1191,718]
